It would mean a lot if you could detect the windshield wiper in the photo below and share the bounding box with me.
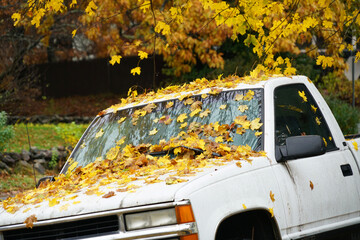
[148,145,221,157]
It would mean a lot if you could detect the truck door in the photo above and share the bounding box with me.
[273,83,360,237]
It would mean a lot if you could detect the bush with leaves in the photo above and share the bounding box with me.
[54,122,88,147]
[324,95,360,135]
[0,111,14,152]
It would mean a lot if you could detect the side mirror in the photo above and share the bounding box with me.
[36,176,55,188]
[276,135,326,162]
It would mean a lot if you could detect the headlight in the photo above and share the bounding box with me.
[125,208,177,231]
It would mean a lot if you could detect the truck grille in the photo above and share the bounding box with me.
[3,215,119,240]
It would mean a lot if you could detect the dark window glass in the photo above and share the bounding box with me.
[274,84,336,150]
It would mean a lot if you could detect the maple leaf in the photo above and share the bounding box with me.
[183,98,194,105]
[143,103,156,113]
[72,29,77,38]
[180,122,188,129]
[298,91,307,102]
[11,13,21,26]
[323,137,328,147]
[177,113,188,123]
[269,208,274,217]
[270,191,275,202]
[190,108,201,117]
[250,118,263,131]
[24,214,37,229]
[131,67,141,76]
[109,55,122,65]
[138,51,148,60]
[238,105,248,112]
[244,90,254,100]
[155,21,171,35]
[242,204,247,209]
[149,128,158,136]
[215,136,223,143]
[102,191,115,198]
[209,88,222,95]
[166,101,174,108]
[190,101,202,111]
[199,109,211,118]
[236,162,242,168]
[85,0,97,16]
[201,93,208,99]
[95,128,104,138]
[315,117,321,125]
[255,131,263,136]
[311,105,317,113]
[353,141,358,151]
[310,180,314,190]
[219,104,227,110]
[235,94,244,101]
[118,117,126,124]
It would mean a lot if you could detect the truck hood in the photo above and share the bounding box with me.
[0,156,270,227]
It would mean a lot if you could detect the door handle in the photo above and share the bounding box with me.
[340,164,353,177]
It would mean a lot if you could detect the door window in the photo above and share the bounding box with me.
[274,84,336,150]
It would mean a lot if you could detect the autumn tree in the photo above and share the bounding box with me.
[5,0,360,83]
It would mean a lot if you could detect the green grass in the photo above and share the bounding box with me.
[5,123,88,153]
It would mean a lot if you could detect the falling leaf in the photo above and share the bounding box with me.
[235,94,244,101]
[138,51,148,59]
[149,128,158,135]
[24,214,37,229]
[238,105,248,112]
[315,117,321,125]
[219,104,227,110]
[102,191,115,198]
[177,113,188,123]
[353,141,358,151]
[298,91,307,102]
[270,191,275,202]
[131,67,141,76]
[166,101,174,108]
[95,128,104,138]
[310,180,314,190]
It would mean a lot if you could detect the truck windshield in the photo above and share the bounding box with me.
[66,88,263,169]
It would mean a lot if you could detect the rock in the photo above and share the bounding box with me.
[57,146,65,151]
[34,161,46,174]
[34,158,47,165]
[21,150,31,161]
[2,154,15,165]
[9,152,21,161]
[0,161,11,172]
[17,161,35,175]
[43,150,52,160]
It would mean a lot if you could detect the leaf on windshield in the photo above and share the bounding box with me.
[199,109,211,118]
[235,94,244,101]
[116,136,126,145]
[311,104,317,113]
[323,137,327,147]
[201,93,208,99]
[244,90,254,100]
[238,105,248,112]
[250,118,263,131]
[190,108,201,117]
[149,128,158,136]
[106,146,120,160]
[95,128,104,138]
[315,117,321,125]
[177,113,188,123]
[234,116,250,129]
[24,214,37,229]
[143,103,157,113]
[117,117,126,124]
[219,104,227,110]
[183,98,194,105]
[190,101,202,111]
[166,101,174,108]
[215,136,223,143]
[180,122,187,129]
[209,87,222,95]
[255,131,263,136]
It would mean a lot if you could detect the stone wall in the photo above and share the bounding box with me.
[0,146,72,174]
[8,115,93,125]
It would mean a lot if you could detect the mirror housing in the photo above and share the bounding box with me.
[276,135,326,162]
[36,176,55,188]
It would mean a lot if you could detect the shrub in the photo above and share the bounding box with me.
[324,95,360,135]
[54,122,88,147]
[0,111,14,152]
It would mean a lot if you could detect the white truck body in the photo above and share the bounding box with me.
[0,75,359,240]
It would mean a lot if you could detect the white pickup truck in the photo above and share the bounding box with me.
[1,75,360,240]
